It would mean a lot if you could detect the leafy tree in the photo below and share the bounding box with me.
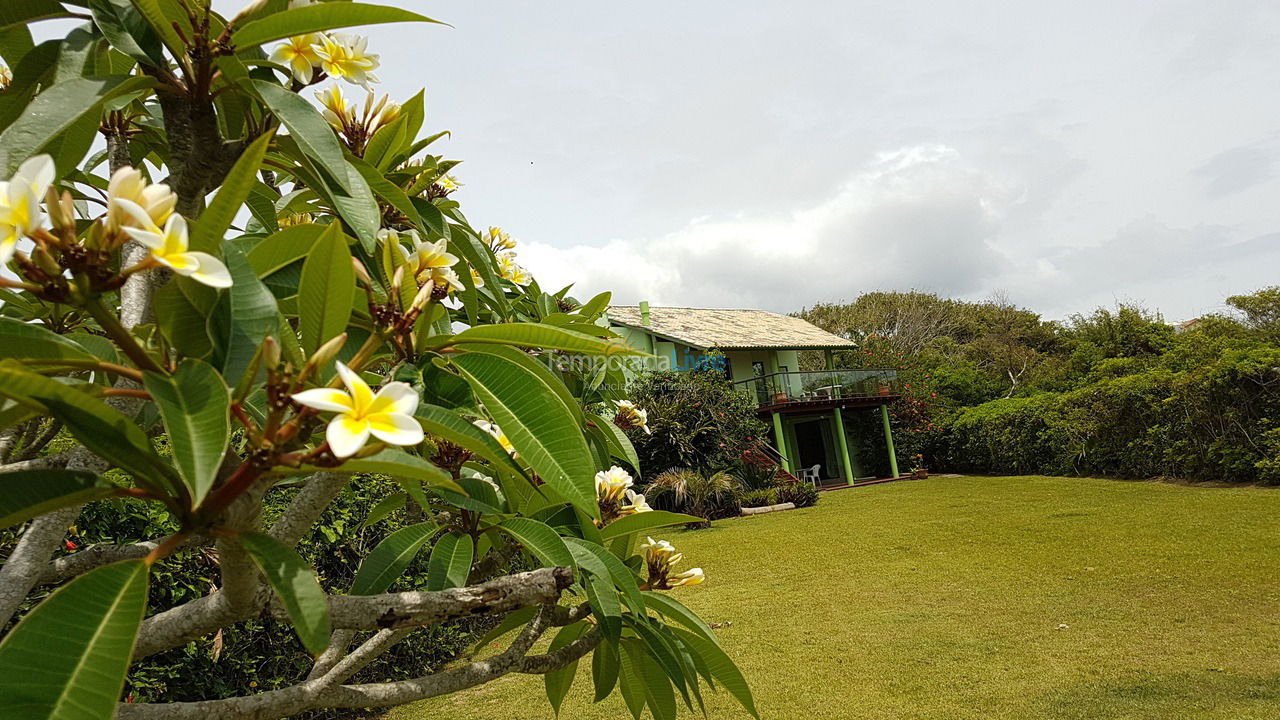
[625,368,768,477]
[1226,286,1280,339]
[0,3,756,719]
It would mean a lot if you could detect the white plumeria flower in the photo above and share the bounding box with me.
[0,154,54,265]
[474,419,517,456]
[411,238,462,292]
[435,174,460,192]
[485,226,516,251]
[640,536,676,564]
[0,61,12,90]
[594,465,634,503]
[614,400,651,434]
[292,362,424,458]
[314,33,380,88]
[116,201,232,288]
[669,567,705,587]
[620,488,651,514]
[315,84,354,131]
[271,33,325,83]
[106,166,176,232]
[469,267,485,289]
[495,251,531,286]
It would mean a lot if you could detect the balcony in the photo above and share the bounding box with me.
[731,368,901,412]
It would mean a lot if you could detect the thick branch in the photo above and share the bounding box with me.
[267,472,349,546]
[117,604,575,720]
[304,567,573,631]
[37,534,204,586]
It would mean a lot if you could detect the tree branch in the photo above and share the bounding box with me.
[298,567,573,631]
[36,534,204,586]
[117,604,582,720]
[267,472,349,547]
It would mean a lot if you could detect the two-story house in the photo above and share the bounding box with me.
[606,303,904,486]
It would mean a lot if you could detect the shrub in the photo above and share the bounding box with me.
[738,488,778,508]
[645,469,742,525]
[626,369,768,475]
[732,456,779,491]
[773,482,820,508]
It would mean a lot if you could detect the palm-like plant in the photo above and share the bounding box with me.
[645,468,741,525]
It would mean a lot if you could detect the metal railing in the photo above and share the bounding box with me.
[730,369,900,407]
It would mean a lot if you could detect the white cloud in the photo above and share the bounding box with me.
[521,144,1014,311]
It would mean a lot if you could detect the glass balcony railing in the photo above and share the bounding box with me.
[731,369,901,407]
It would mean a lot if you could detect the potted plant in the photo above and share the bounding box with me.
[910,453,928,479]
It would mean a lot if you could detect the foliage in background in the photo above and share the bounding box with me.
[624,368,768,477]
[799,289,1280,484]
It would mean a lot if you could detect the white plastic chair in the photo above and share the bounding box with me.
[798,464,820,487]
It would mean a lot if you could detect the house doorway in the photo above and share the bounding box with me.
[791,418,834,481]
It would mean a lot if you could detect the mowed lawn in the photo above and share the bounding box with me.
[392,475,1280,720]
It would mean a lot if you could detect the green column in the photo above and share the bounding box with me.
[831,408,853,485]
[880,404,899,478]
[771,412,791,473]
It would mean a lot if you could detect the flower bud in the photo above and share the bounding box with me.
[302,332,348,381]
[262,336,281,370]
[352,258,374,288]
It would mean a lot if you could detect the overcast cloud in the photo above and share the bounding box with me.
[257,2,1280,318]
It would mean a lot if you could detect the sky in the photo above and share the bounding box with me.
[196,2,1280,319]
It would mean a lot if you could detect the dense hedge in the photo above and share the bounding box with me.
[932,347,1280,484]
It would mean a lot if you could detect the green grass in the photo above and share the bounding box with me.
[391,475,1280,719]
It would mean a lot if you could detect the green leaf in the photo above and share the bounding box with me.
[0,559,149,720]
[496,517,575,569]
[253,80,352,192]
[452,347,597,515]
[246,223,326,277]
[430,475,505,515]
[0,1,72,30]
[584,571,623,641]
[89,0,165,66]
[641,592,719,646]
[673,628,760,719]
[0,75,153,175]
[0,361,179,495]
[360,492,406,529]
[592,638,621,702]
[126,0,186,57]
[189,130,275,253]
[142,359,230,506]
[239,532,331,655]
[154,280,213,358]
[233,2,444,49]
[425,531,473,591]
[413,404,525,477]
[0,318,98,364]
[544,621,590,715]
[600,511,703,541]
[627,640,678,720]
[212,245,279,384]
[444,322,644,356]
[0,469,116,528]
[324,448,459,493]
[617,642,649,720]
[297,221,354,355]
[565,537,646,617]
[350,521,437,595]
[594,414,641,472]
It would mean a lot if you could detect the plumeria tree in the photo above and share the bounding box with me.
[0,2,755,719]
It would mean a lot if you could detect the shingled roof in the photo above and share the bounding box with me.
[607,306,857,351]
